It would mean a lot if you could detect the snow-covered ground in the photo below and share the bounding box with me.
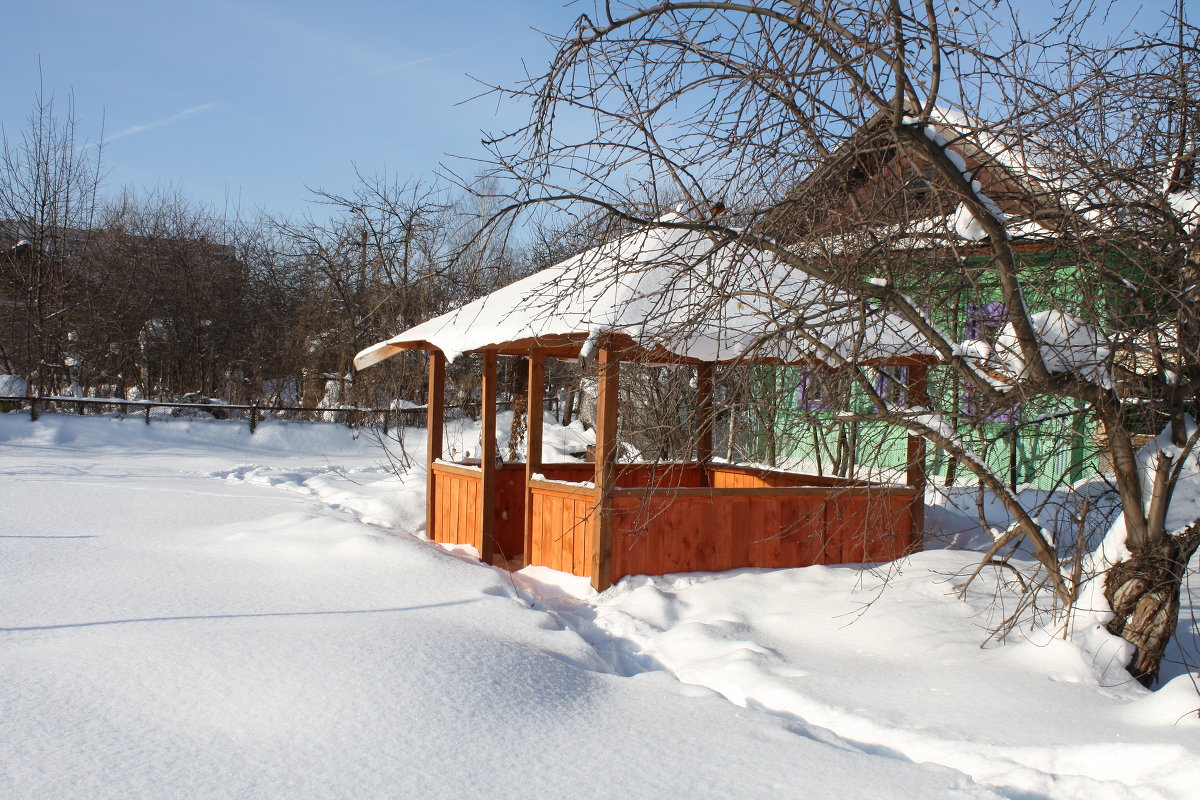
[2,413,1198,799]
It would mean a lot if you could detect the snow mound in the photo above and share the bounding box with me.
[993,309,1111,387]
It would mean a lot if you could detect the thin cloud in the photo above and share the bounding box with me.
[315,44,478,87]
[368,46,472,76]
[105,103,217,144]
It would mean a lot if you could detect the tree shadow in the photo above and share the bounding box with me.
[0,535,97,539]
[2,599,481,633]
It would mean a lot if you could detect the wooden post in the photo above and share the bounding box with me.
[524,352,545,567]
[905,363,929,539]
[480,350,497,565]
[591,346,620,591]
[696,362,714,464]
[426,351,446,543]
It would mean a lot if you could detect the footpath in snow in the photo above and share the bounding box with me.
[2,413,1198,799]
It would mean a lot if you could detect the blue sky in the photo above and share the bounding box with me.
[0,0,573,219]
[0,1,1181,221]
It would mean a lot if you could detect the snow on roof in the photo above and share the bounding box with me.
[355,214,935,370]
[798,210,1055,260]
[917,106,1136,229]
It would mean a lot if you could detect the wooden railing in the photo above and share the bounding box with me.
[435,460,921,581]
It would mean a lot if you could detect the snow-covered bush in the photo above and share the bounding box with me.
[0,375,28,398]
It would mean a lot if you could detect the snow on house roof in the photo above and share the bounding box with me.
[915,106,1143,231]
[764,104,1070,248]
[354,214,935,370]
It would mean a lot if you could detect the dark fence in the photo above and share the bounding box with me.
[0,396,426,434]
[0,395,554,435]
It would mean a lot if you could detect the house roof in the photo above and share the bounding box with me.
[354,214,936,370]
[761,105,1065,246]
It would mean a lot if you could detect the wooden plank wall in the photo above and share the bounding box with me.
[493,465,526,562]
[707,465,862,489]
[831,492,917,563]
[539,463,707,488]
[432,465,483,553]
[537,464,596,484]
[437,461,918,581]
[608,489,918,582]
[432,462,527,562]
[528,482,595,576]
[608,464,706,490]
[708,469,762,490]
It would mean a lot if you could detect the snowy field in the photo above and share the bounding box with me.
[2,413,1199,799]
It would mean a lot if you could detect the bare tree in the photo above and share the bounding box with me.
[76,187,268,401]
[274,173,529,413]
[479,0,1200,686]
[0,87,102,394]
[274,176,445,408]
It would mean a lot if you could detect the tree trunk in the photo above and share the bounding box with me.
[1104,522,1200,687]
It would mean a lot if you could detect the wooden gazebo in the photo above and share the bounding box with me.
[355,216,936,590]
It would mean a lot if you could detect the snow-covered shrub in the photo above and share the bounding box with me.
[0,375,28,398]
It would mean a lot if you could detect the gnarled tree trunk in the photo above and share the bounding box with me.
[1105,522,1200,687]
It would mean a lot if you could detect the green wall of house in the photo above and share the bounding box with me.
[768,251,1121,490]
[771,396,1098,491]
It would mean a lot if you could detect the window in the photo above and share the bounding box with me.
[962,301,1019,423]
[795,367,834,411]
[873,365,909,407]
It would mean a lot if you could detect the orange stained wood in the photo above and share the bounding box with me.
[434,456,918,581]
[612,463,706,489]
[521,461,919,583]
[706,464,876,489]
[431,461,529,561]
[591,346,620,590]
[432,462,483,553]
[480,350,498,565]
[607,486,917,582]
[426,352,445,541]
[493,464,526,563]
[905,363,930,540]
[523,354,545,566]
[412,335,923,584]
[528,477,595,576]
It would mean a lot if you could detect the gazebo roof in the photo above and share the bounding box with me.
[354,214,935,370]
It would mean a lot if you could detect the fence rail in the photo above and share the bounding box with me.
[0,395,554,435]
[0,395,428,434]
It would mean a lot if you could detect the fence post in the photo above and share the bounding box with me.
[145,404,152,426]
[249,403,259,434]
[1009,424,1019,493]
[382,409,390,436]
[1069,400,1087,484]
[30,396,39,422]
